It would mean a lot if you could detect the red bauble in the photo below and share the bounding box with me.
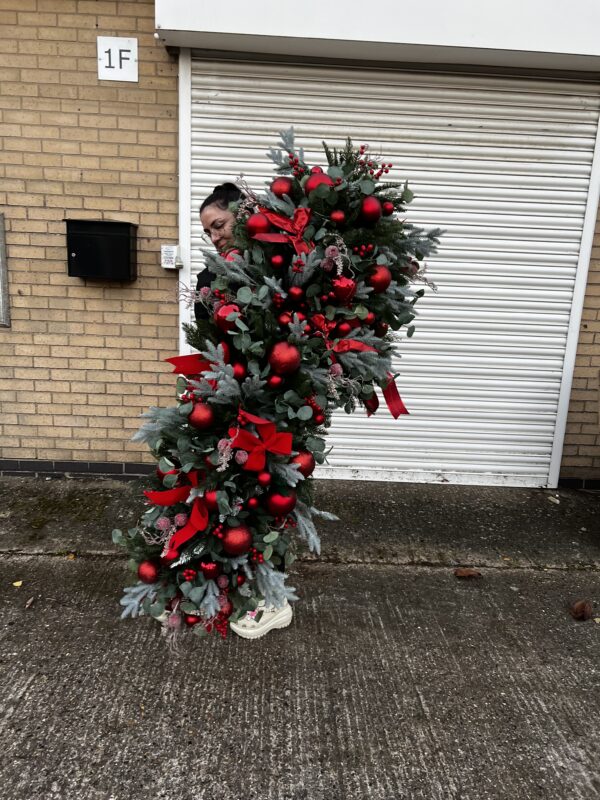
[367,265,392,294]
[332,276,357,305]
[382,201,395,216]
[330,210,346,225]
[246,213,271,237]
[360,196,383,226]
[374,322,389,337]
[291,451,316,477]
[138,560,160,584]
[271,177,293,198]
[278,312,292,326]
[288,286,304,303]
[188,402,215,430]
[232,362,247,381]
[257,471,272,487]
[365,312,376,325]
[271,254,285,269]
[247,497,259,509]
[266,491,297,517]
[185,614,202,626]
[310,166,324,174]
[222,524,253,556]
[214,303,240,334]
[237,574,246,586]
[204,489,219,511]
[267,374,284,388]
[268,342,301,375]
[337,322,352,336]
[304,173,334,196]
[314,413,325,425]
[200,561,221,580]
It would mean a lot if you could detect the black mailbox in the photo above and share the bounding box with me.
[65,219,137,281]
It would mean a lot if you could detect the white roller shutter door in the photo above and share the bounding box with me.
[186,58,600,487]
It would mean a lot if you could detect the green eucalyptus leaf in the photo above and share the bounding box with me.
[263,531,279,543]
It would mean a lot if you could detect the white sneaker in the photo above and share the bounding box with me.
[229,599,293,639]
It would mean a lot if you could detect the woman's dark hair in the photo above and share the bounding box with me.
[200,182,242,213]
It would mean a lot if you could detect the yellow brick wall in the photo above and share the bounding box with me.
[0,0,180,466]
[561,212,600,480]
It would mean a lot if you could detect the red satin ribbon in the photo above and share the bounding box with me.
[229,420,293,471]
[252,207,314,255]
[144,470,209,556]
[165,354,211,376]
[363,374,409,418]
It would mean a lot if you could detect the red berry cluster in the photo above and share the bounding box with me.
[182,568,197,581]
[288,153,306,179]
[292,257,304,274]
[273,292,285,309]
[306,395,325,425]
[250,546,265,564]
[212,523,225,540]
[352,242,375,259]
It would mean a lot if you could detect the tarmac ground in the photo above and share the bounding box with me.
[1,476,599,800]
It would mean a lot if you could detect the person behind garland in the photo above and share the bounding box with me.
[195,182,294,640]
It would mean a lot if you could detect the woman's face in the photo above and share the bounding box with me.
[200,203,236,253]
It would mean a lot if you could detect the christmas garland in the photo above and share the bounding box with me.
[113,129,442,640]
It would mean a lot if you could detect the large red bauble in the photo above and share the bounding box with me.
[138,560,160,584]
[304,173,334,196]
[291,451,316,477]
[266,491,297,517]
[204,489,219,511]
[222,524,253,556]
[188,402,215,430]
[214,303,240,334]
[246,213,271,237]
[288,286,304,303]
[330,209,346,225]
[200,561,221,579]
[367,265,392,294]
[360,196,383,226]
[271,177,293,198]
[268,342,301,375]
[332,276,357,305]
[382,201,395,216]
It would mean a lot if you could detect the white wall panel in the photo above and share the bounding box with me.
[186,59,600,486]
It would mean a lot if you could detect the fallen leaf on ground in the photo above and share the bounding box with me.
[594,618,600,625]
[454,567,482,579]
[569,600,593,621]
[25,597,34,609]
[12,580,23,588]
[66,553,76,560]
[548,496,560,505]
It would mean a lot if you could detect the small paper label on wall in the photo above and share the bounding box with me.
[97,37,138,82]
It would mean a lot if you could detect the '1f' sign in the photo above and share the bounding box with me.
[97,37,138,82]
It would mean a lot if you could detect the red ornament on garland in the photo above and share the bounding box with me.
[382,201,395,216]
[278,312,292,326]
[222,524,253,556]
[374,322,389,337]
[332,276,357,305]
[310,166,324,174]
[214,303,240,334]
[246,497,259,509]
[337,322,352,336]
[330,210,346,225]
[268,342,301,375]
[266,491,297,517]
[257,471,272,487]
[188,402,215,430]
[138,560,160,584]
[304,173,334,196]
[246,213,271,237]
[204,489,219,511]
[271,254,285,269]
[271,177,294,198]
[360,196,383,226]
[267,374,284,388]
[365,312,376,325]
[291,451,316,477]
[232,362,247,381]
[288,286,304,303]
[200,561,221,580]
[185,614,202,626]
[367,265,392,294]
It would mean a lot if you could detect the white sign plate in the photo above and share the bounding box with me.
[97,37,138,82]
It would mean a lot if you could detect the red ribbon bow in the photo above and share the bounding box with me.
[165,354,211,376]
[252,207,314,255]
[229,411,293,471]
[144,470,209,556]
[364,373,409,419]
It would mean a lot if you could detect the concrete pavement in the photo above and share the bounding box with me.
[0,476,599,799]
